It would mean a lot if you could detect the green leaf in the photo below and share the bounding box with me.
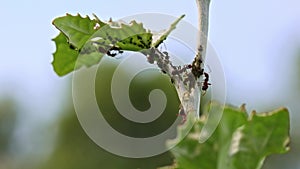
[51,14,185,76]
[52,33,79,76]
[52,33,104,76]
[89,20,152,52]
[51,14,107,76]
[169,119,218,169]
[216,104,248,169]
[227,108,290,169]
[165,103,290,169]
[152,14,185,48]
[52,14,102,49]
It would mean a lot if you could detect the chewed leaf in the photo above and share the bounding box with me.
[227,108,290,169]
[88,20,153,54]
[117,33,152,51]
[52,14,184,76]
[52,14,102,49]
[52,33,104,76]
[52,33,79,76]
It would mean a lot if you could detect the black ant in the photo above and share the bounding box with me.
[170,78,175,84]
[98,45,123,57]
[201,72,211,95]
[69,44,77,50]
[191,46,204,78]
[162,51,169,60]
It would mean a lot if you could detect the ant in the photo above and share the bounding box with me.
[201,72,211,95]
[98,45,123,57]
[191,46,205,78]
[162,51,170,60]
[69,44,77,50]
[170,78,175,84]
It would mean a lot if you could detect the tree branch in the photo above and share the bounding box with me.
[191,0,211,79]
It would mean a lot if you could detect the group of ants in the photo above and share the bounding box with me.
[104,45,211,95]
[101,44,210,120]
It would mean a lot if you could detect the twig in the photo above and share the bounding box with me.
[191,0,211,79]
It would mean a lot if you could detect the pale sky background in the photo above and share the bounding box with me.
[0,0,299,116]
[0,0,300,167]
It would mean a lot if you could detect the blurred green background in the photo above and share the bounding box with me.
[1,0,300,168]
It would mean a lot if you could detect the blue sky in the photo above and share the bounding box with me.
[0,0,299,120]
[1,0,299,110]
[0,0,300,164]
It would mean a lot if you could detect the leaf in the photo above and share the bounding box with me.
[91,14,186,52]
[152,14,185,48]
[89,20,153,53]
[52,33,104,76]
[216,104,248,169]
[52,33,79,76]
[51,14,107,76]
[52,14,102,49]
[51,14,185,76]
[227,108,290,169]
[165,103,290,169]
